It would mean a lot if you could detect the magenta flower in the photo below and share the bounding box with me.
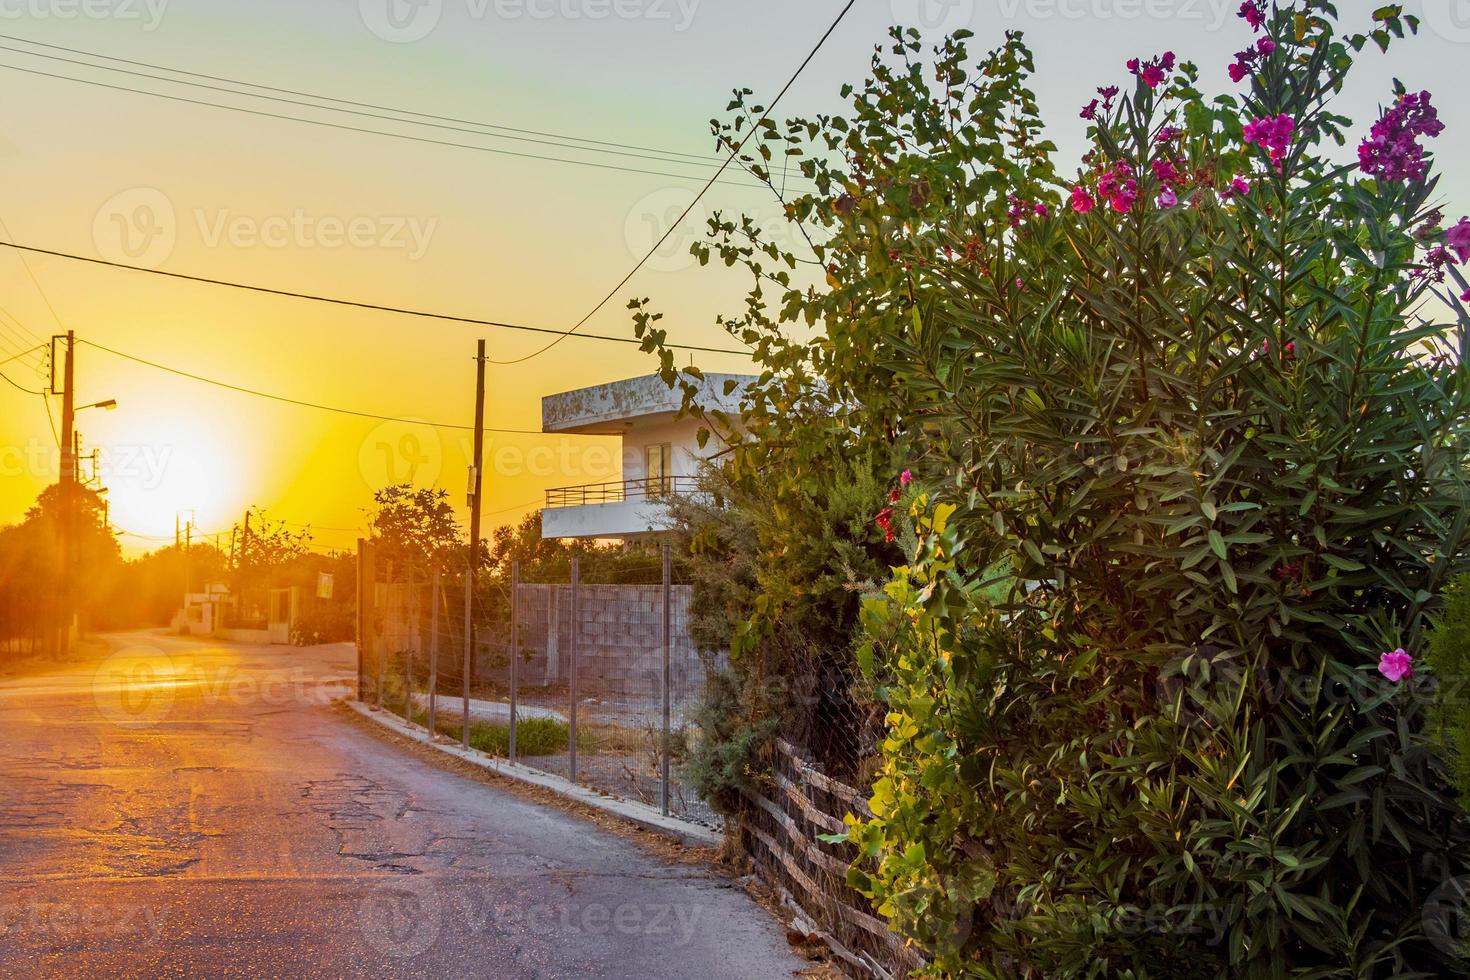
[1158,188,1179,210]
[1099,162,1138,213]
[1358,91,1443,183]
[1228,57,1251,84]
[1446,217,1470,263]
[1239,0,1265,31]
[1070,185,1096,214]
[1080,98,1100,120]
[1034,202,1050,219]
[1462,289,1470,303]
[900,469,913,487]
[1378,649,1414,683]
[1152,158,1181,184]
[1244,114,1295,171]
[1129,53,1174,90]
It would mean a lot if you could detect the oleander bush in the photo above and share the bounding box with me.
[642,2,1470,975]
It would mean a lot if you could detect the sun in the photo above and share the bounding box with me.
[96,408,245,545]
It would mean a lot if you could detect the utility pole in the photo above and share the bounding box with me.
[184,518,192,599]
[462,338,486,748]
[56,330,75,656]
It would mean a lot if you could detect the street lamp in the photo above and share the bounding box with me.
[77,399,117,412]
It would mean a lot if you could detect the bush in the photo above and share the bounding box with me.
[642,2,1470,975]
[1429,575,1470,801]
[410,707,588,757]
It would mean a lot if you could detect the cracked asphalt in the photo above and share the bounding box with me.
[0,632,807,978]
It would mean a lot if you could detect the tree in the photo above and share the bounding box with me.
[369,485,460,576]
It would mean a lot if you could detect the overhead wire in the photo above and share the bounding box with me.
[81,338,547,434]
[487,0,856,365]
[0,61,774,189]
[0,32,726,165]
[0,241,749,356]
[0,39,742,175]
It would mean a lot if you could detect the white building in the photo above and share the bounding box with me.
[540,373,754,540]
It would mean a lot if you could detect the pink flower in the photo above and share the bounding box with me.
[1446,217,1470,264]
[1244,113,1296,171]
[1257,37,1276,55]
[1080,98,1100,120]
[1239,1,1265,30]
[1462,289,1470,303]
[1228,58,1251,83]
[1129,53,1174,90]
[1358,91,1443,183]
[1152,158,1181,184]
[1070,185,1096,214]
[1158,187,1179,209]
[1378,648,1414,683]
[1099,161,1138,213]
[1261,338,1270,354]
[900,469,913,486]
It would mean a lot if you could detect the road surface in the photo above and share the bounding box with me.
[0,632,806,978]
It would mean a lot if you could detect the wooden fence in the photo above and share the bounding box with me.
[738,739,924,979]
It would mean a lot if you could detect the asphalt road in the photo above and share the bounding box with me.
[0,632,806,978]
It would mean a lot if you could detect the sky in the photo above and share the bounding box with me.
[0,0,1464,555]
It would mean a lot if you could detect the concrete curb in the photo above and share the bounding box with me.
[345,698,723,849]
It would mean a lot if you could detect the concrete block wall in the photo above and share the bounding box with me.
[475,583,706,698]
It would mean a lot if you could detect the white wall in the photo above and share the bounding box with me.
[623,416,708,483]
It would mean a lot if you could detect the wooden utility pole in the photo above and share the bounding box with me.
[56,330,75,656]
[462,338,486,748]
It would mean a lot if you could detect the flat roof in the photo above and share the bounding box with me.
[542,373,755,434]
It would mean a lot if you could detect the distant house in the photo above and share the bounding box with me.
[540,373,754,540]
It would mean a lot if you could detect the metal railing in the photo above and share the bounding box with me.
[544,476,697,509]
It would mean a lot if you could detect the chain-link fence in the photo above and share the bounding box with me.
[359,544,719,830]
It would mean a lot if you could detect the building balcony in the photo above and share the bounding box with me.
[541,477,698,540]
[545,476,697,508]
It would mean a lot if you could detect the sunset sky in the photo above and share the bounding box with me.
[0,0,1464,555]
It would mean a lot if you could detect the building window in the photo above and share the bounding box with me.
[645,443,672,497]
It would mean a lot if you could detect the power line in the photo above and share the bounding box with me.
[0,38,738,175]
[0,32,725,166]
[489,0,856,365]
[0,366,42,395]
[0,342,42,367]
[79,338,546,434]
[0,61,773,190]
[0,212,65,339]
[0,241,749,356]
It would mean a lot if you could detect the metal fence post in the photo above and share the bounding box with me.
[569,557,579,784]
[661,543,672,816]
[510,561,519,765]
[428,567,440,738]
[462,564,472,750]
[378,559,392,709]
[405,566,416,720]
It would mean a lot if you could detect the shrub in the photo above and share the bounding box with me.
[410,707,588,757]
[642,2,1470,975]
[1429,575,1470,802]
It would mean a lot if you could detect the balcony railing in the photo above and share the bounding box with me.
[545,476,698,509]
